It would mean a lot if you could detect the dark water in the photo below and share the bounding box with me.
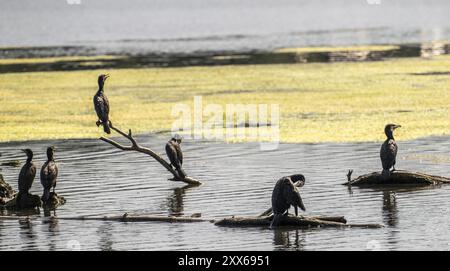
[1,0,450,53]
[1,135,450,250]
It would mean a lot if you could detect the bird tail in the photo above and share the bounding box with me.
[382,169,391,180]
[176,167,186,179]
[103,123,111,134]
[270,214,283,229]
[42,188,50,202]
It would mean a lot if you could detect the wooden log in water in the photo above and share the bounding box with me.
[53,213,207,223]
[214,215,382,229]
[344,170,450,186]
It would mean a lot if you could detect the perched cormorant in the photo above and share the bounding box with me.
[270,174,306,228]
[380,124,401,180]
[165,135,186,179]
[17,149,36,207]
[93,74,111,134]
[40,146,58,202]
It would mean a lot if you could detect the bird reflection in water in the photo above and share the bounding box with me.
[166,184,197,217]
[273,229,305,251]
[382,190,398,227]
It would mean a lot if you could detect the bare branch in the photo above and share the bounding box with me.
[100,125,202,186]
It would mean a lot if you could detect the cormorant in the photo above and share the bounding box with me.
[380,124,401,180]
[17,149,36,207]
[270,174,306,228]
[93,74,111,134]
[165,135,186,179]
[40,146,58,202]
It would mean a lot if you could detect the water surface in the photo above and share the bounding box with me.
[1,135,450,250]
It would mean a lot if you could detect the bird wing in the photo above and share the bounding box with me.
[93,94,109,122]
[271,177,290,214]
[40,161,58,189]
[175,143,183,165]
[165,142,181,168]
[19,163,36,191]
[380,139,397,169]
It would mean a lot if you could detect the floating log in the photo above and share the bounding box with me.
[215,215,382,229]
[100,124,202,186]
[1,160,21,167]
[344,170,450,187]
[48,213,207,223]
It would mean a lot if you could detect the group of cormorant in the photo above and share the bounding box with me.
[15,74,401,228]
[17,147,58,208]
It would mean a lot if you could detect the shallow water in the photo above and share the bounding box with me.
[1,135,450,250]
[2,0,450,53]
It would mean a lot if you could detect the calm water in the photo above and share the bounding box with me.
[1,0,450,53]
[1,135,450,250]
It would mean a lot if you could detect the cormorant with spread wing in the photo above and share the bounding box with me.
[380,124,401,180]
[165,135,186,179]
[270,174,306,228]
[93,74,111,134]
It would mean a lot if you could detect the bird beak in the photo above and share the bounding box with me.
[21,149,26,153]
[394,125,401,129]
[104,74,110,80]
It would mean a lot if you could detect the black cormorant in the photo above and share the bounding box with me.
[270,174,306,228]
[380,124,401,180]
[40,146,58,202]
[165,135,186,179]
[93,74,111,134]
[17,149,36,207]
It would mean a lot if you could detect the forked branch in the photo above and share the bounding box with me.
[99,124,201,185]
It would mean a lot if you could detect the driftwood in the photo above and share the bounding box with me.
[99,124,201,186]
[49,213,206,223]
[215,215,382,229]
[344,170,450,187]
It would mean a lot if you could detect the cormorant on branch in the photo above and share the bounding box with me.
[93,74,111,134]
[165,135,186,179]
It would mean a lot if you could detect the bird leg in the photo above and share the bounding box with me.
[96,120,102,127]
[294,206,298,217]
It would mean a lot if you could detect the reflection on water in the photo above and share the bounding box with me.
[2,135,450,250]
[382,191,398,227]
[273,229,305,251]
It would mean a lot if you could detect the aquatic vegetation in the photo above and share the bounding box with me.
[275,45,400,53]
[1,54,450,143]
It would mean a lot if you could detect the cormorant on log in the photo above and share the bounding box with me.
[165,135,186,179]
[93,74,111,134]
[270,174,306,228]
[40,146,58,202]
[380,124,401,180]
[17,149,36,207]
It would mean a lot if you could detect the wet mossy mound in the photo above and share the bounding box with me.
[344,170,450,187]
[1,192,66,210]
[42,192,66,209]
[0,173,15,205]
